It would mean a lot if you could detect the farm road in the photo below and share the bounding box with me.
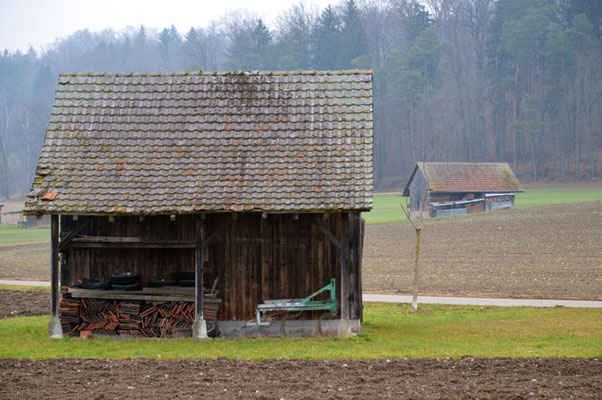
[363,293,602,308]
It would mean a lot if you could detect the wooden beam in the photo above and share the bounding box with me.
[48,214,63,338]
[195,216,205,320]
[204,222,226,247]
[67,236,196,249]
[340,213,350,321]
[312,216,342,250]
[358,216,365,322]
[58,217,90,252]
[352,213,361,321]
[67,242,196,249]
[50,215,59,319]
[68,291,221,303]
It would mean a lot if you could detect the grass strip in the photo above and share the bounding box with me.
[1,303,599,359]
[0,284,50,292]
[0,224,50,245]
[362,187,602,224]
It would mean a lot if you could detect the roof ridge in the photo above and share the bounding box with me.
[58,70,373,78]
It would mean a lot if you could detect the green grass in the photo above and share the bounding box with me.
[0,224,50,245]
[0,284,50,292]
[1,304,599,359]
[362,186,602,224]
[363,194,408,224]
[514,187,602,209]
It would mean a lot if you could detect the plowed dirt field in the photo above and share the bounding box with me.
[1,357,600,399]
[363,201,602,299]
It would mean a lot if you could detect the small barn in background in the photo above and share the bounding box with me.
[24,70,373,339]
[403,162,523,217]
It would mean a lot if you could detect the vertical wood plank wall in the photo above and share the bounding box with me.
[60,213,363,321]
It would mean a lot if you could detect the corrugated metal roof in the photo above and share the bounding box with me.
[403,162,523,194]
[24,70,374,215]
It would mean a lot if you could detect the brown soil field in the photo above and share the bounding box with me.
[1,357,600,399]
[363,201,602,299]
[0,242,50,281]
[2,201,601,299]
[0,289,49,319]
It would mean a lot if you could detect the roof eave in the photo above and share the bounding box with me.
[22,208,373,217]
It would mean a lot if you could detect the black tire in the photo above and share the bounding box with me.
[175,271,195,281]
[110,272,139,285]
[78,279,110,290]
[111,282,140,291]
[207,320,219,338]
[147,280,178,288]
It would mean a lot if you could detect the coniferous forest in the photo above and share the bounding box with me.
[0,0,600,197]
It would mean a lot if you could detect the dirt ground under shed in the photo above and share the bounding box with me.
[1,357,600,399]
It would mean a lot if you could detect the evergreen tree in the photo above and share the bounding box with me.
[158,25,182,71]
[405,0,433,45]
[338,0,369,68]
[251,19,272,52]
[312,5,341,70]
[232,19,273,70]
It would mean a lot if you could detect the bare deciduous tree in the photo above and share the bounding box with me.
[401,163,430,312]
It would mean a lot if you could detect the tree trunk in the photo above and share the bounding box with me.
[411,227,421,311]
[409,85,416,164]
[513,63,519,170]
[530,138,537,181]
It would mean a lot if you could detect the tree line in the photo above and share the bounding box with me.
[0,0,600,198]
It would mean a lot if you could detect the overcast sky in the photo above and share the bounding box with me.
[0,0,335,54]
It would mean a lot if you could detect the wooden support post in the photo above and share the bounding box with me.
[352,213,361,322]
[312,213,353,337]
[193,216,208,339]
[358,216,365,322]
[49,214,62,338]
[338,212,352,338]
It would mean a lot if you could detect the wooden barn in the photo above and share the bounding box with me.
[403,162,523,217]
[23,70,374,339]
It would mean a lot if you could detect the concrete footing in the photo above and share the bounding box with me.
[217,319,361,338]
[48,317,63,339]
[192,318,208,339]
[337,318,354,338]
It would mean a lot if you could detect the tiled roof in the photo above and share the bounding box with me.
[24,70,373,215]
[403,162,523,195]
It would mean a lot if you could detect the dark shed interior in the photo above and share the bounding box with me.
[60,212,364,322]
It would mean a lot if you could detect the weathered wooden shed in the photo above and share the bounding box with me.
[403,162,523,217]
[23,70,374,338]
